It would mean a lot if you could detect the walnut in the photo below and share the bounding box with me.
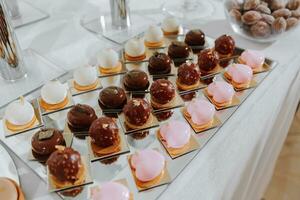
[256,4,271,14]
[242,11,262,25]
[226,0,242,10]
[270,0,285,11]
[244,0,260,10]
[250,21,272,37]
[272,17,287,33]
[287,0,300,10]
[272,8,292,18]
[286,17,299,29]
[261,14,275,24]
[260,1,268,7]
[291,8,300,18]
[229,9,242,22]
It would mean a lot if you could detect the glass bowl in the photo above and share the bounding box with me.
[224,0,300,43]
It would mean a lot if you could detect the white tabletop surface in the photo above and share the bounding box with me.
[4,0,300,200]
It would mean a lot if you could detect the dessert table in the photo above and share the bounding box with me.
[3,0,300,199]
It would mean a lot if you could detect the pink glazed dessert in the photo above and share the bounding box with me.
[185,98,215,129]
[207,81,235,107]
[225,63,253,89]
[90,182,130,200]
[159,120,191,149]
[239,50,265,73]
[130,149,165,187]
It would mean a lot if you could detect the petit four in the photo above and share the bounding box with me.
[184,29,205,47]
[123,98,152,129]
[67,104,97,133]
[40,80,68,111]
[99,86,127,110]
[148,52,172,75]
[168,41,190,60]
[184,99,215,130]
[90,182,131,200]
[47,147,86,189]
[207,81,235,107]
[198,48,219,75]
[214,34,235,59]
[125,38,146,61]
[31,128,66,162]
[73,66,98,91]
[89,117,121,155]
[159,120,191,154]
[224,63,253,89]
[123,70,149,91]
[150,79,175,109]
[0,177,25,200]
[98,49,122,74]
[4,97,36,132]
[130,149,165,188]
[161,17,180,35]
[144,25,164,48]
[176,63,200,91]
[239,49,265,73]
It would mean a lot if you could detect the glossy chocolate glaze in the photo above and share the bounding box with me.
[168,41,190,59]
[214,34,235,55]
[177,63,200,85]
[184,29,205,46]
[148,52,172,75]
[155,110,174,122]
[99,86,127,109]
[150,79,175,104]
[123,70,149,91]
[89,117,119,148]
[123,98,151,126]
[198,49,219,73]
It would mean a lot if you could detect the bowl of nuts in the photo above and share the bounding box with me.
[225,0,300,43]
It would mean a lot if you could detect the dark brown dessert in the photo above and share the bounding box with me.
[148,52,172,75]
[155,110,174,121]
[180,92,196,101]
[185,29,205,46]
[99,86,127,110]
[177,63,200,90]
[31,128,66,162]
[67,104,97,133]
[131,130,150,140]
[150,79,175,106]
[89,117,119,148]
[123,98,151,127]
[198,49,219,75]
[100,156,120,165]
[214,34,235,56]
[123,70,149,91]
[168,41,190,59]
[60,187,83,197]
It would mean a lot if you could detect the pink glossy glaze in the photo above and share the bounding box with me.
[90,182,130,200]
[227,63,253,84]
[207,81,234,103]
[160,120,190,148]
[131,149,165,182]
[187,99,215,125]
[240,50,265,70]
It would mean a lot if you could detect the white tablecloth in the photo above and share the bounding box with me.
[6,0,300,199]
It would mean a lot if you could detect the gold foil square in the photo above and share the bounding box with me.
[68,78,102,96]
[97,62,127,78]
[168,76,207,94]
[146,92,185,113]
[203,89,240,110]
[222,73,257,91]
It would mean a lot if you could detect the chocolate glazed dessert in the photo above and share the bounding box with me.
[31,128,66,162]
[177,63,200,90]
[123,98,151,127]
[214,34,235,67]
[67,104,97,133]
[148,52,172,75]
[98,86,127,110]
[185,29,206,53]
[150,79,175,106]
[123,70,149,91]
[198,49,219,75]
[168,41,191,65]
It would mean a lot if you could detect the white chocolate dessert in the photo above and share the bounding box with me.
[98,49,122,74]
[144,25,164,47]
[73,66,98,91]
[161,17,180,35]
[124,38,146,61]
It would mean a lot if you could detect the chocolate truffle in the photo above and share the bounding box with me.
[198,49,219,74]
[47,147,82,183]
[89,117,119,148]
[67,104,97,133]
[214,34,235,56]
[123,98,151,126]
[99,86,127,109]
[150,79,175,105]
[184,29,205,46]
[168,41,190,59]
[31,128,65,162]
[148,52,172,75]
[123,70,149,91]
[177,63,200,86]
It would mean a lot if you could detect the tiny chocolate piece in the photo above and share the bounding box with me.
[177,63,200,86]
[89,117,119,148]
[150,79,175,105]
[31,128,65,162]
[47,147,82,183]
[198,49,219,74]
[184,29,205,46]
[155,110,173,121]
[214,34,235,56]
[67,104,97,133]
[99,86,127,109]
[168,41,190,59]
[123,70,149,91]
[123,98,151,126]
[148,52,172,75]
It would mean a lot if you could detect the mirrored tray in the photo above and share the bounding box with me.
[0,34,278,200]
